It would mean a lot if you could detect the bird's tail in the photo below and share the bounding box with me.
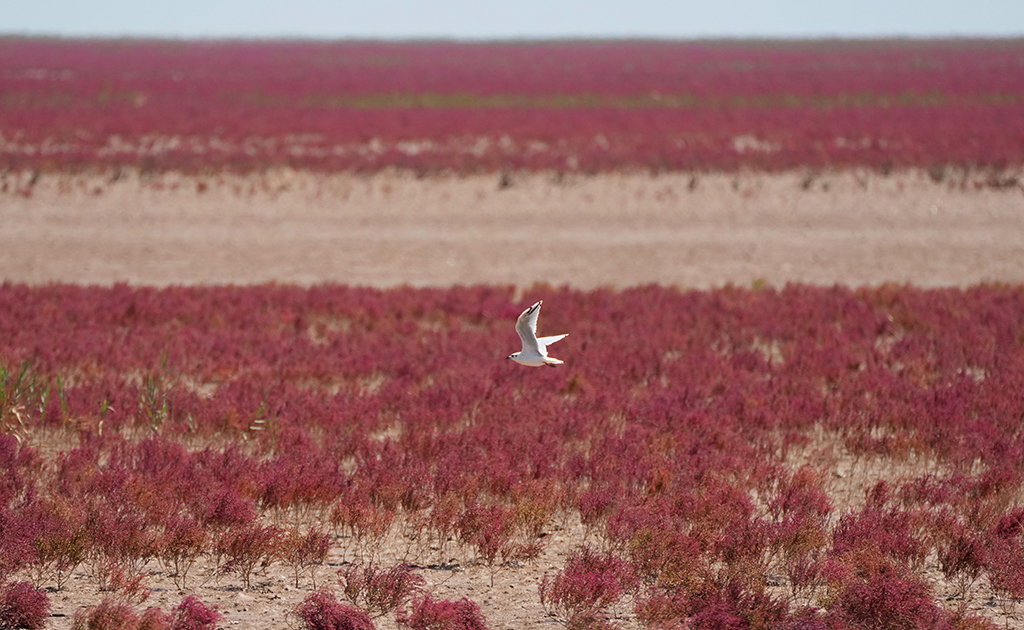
[544,357,564,367]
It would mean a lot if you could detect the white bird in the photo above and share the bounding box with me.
[506,300,568,367]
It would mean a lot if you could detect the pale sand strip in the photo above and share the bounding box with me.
[2,169,1022,288]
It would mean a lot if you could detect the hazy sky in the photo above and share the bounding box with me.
[6,0,1024,39]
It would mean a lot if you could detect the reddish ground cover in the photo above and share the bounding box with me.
[2,38,1023,173]
[4,36,1024,630]
[2,284,1024,627]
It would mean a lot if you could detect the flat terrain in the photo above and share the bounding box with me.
[2,169,1023,289]
[4,169,1024,628]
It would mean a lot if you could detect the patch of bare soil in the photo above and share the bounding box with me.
[2,169,1022,289]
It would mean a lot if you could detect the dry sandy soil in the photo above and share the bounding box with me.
[2,168,1023,289]
[2,168,1024,628]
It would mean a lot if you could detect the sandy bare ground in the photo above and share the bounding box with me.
[2,169,1023,289]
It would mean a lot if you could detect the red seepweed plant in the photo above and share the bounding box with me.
[169,596,220,630]
[397,595,489,630]
[282,527,332,589]
[159,516,208,589]
[213,523,283,589]
[295,591,376,630]
[0,580,50,630]
[339,562,425,619]
[68,596,218,630]
[539,546,638,627]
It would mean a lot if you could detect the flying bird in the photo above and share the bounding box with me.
[506,300,568,367]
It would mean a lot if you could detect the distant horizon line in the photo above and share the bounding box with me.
[2,32,1023,43]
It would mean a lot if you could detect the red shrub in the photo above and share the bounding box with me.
[214,524,282,589]
[339,562,425,618]
[984,537,1024,603]
[0,581,50,630]
[0,508,39,584]
[169,596,220,630]
[397,595,489,630]
[26,496,88,590]
[455,503,517,585]
[71,599,139,630]
[769,466,832,523]
[828,571,948,630]
[198,487,255,529]
[634,590,687,628]
[578,486,620,539]
[295,591,376,630]
[330,500,394,559]
[136,608,171,630]
[283,528,333,588]
[832,508,927,569]
[989,507,1024,541]
[539,547,637,622]
[159,516,208,588]
[931,515,986,598]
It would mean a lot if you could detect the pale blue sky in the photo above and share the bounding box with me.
[5,0,1024,39]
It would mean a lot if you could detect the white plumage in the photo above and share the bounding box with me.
[506,300,568,367]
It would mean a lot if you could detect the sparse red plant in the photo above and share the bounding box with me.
[769,466,832,525]
[947,609,1001,630]
[214,523,282,589]
[456,503,516,586]
[578,487,620,542]
[985,507,1024,605]
[197,487,256,530]
[102,565,151,604]
[983,536,1024,614]
[82,498,159,598]
[677,580,788,630]
[625,525,705,594]
[426,493,461,559]
[28,496,89,590]
[397,595,489,630]
[283,527,332,588]
[932,513,986,599]
[792,552,829,602]
[295,591,376,630]
[159,516,208,588]
[339,562,425,618]
[330,500,394,561]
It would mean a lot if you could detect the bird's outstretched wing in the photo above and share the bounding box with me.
[536,334,568,351]
[515,300,543,354]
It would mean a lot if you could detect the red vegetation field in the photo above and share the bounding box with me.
[2,38,1024,174]
[3,283,1024,627]
[4,35,1024,629]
